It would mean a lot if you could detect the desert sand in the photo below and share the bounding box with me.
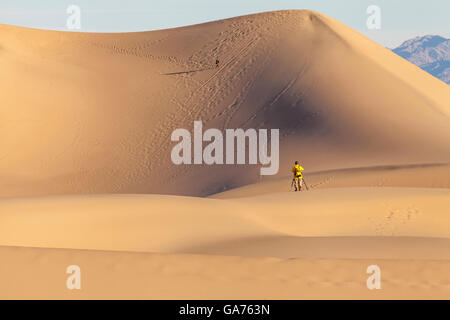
[0,10,449,299]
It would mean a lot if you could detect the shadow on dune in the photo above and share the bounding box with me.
[162,67,215,75]
[176,235,450,259]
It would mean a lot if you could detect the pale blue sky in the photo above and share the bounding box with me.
[0,0,448,48]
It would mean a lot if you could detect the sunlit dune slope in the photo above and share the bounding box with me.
[0,189,449,259]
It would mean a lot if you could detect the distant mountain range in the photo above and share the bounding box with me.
[392,35,450,85]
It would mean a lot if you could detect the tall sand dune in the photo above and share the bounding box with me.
[1,10,449,197]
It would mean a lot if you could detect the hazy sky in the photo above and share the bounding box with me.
[0,0,449,48]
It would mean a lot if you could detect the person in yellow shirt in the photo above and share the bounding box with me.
[291,161,304,191]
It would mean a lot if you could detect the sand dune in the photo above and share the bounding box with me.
[213,162,450,198]
[1,188,450,299]
[2,245,450,300]
[1,10,449,197]
[1,10,449,299]
[0,189,449,258]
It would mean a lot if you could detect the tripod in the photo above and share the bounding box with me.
[290,177,309,191]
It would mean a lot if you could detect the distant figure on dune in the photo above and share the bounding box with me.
[291,161,305,192]
[215,59,219,68]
